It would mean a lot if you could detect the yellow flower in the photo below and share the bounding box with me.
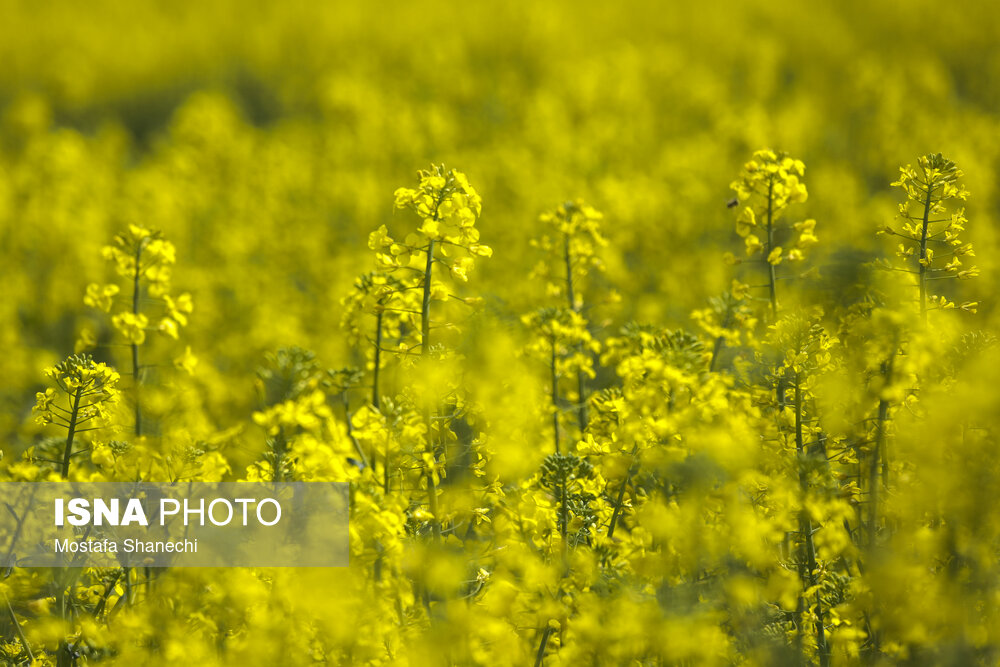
[158,317,179,339]
[83,283,119,312]
[112,312,149,344]
[174,346,198,375]
[164,292,194,326]
[74,327,97,353]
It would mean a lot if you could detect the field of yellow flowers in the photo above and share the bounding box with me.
[3,0,1000,665]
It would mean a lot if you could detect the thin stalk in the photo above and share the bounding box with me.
[868,402,888,549]
[372,310,383,410]
[551,336,560,455]
[383,432,391,495]
[795,377,829,667]
[273,426,287,483]
[918,183,933,322]
[59,388,83,479]
[55,569,76,667]
[709,336,725,373]
[132,242,143,437]
[766,178,778,320]
[559,471,569,565]
[534,626,554,667]
[865,388,888,667]
[91,569,122,619]
[371,308,390,491]
[607,446,639,540]
[123,566,133,605]
[4,593,34,663]
[574,367,588,435]
[421,240,435,357]
[564,231,588,433]
[425,445,441,541]
[854,442,865,547]
[564,233,576,315]
[420,238,441,541]
[868,354,894,549]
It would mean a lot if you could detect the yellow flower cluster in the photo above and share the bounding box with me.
[101,224,177,295]
[88,225,194,347]
[883,153,979,316]
[1,3,999,663]
[33,354,121,427]
[372,165,492,281]
[732,150,816,266]
[531,200,609,307]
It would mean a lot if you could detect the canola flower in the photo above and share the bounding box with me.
[32,354,121,479]
[84,225,195,437]
[2,4,1000,664]
[730,150,816,319]
[531,200,608,435]
[882,152,978,318]
[6,146,998,667]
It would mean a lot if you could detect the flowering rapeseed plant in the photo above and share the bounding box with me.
[2,3,1000,666]
[882,153,978,317]
[730,150,815,319]
[32,354,120,479]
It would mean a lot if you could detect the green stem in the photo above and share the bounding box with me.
[372,310,383,410]
[766,178,778,320]
[132,242,143,437]
[564,232,588,433]
[534,626,554,667]
[869,353,895,547]
[868,404,887,550]
[371,309,390,491]
[60,388,83,479]
[918,183,933,323]
[551,336,560,455]
[421,240,435,357]
[426,459,441,541]
[709,336,724,373]
[559,471,569,565]
[273,426,286,482]
[420,238,441,541]
[574,371,588,435]
[795,377,828,667]
[383,433,391,495]
[55,574,74,667]
[607,446,638,540]
[563,232,576,312]
[4,593,34,663]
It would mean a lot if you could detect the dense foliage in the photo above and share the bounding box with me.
[2,1,999,665]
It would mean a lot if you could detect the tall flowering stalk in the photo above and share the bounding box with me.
[881,153,978,320]
[31,354,120,667]
[730,150,815,320]
[533,201,607,433]
[523,308,599,455]
[372,165,491,351]
[341,272,420,412]
[370,165,491,538]
[85,225,194,436]
[764,316,837,667]
[33,354,120,478]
